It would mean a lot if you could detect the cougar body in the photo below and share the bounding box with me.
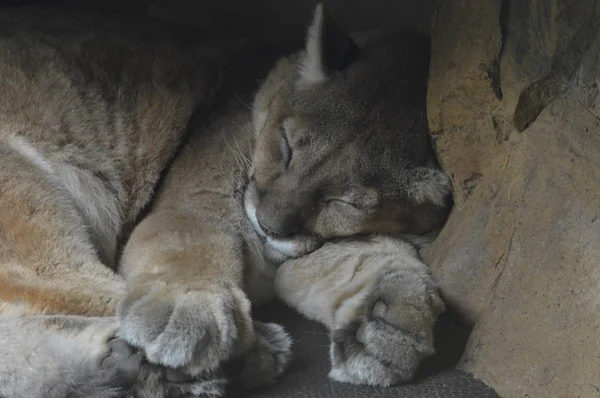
[0,5,451,397]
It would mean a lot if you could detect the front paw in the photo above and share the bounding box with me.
[328,268,445,387]
[238,321,292,388]
[104,337,226,397]
[117,280,254,377]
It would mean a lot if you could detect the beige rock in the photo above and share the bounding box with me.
[423,0,600,397]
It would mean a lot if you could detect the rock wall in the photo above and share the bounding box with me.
[422,1,600,397]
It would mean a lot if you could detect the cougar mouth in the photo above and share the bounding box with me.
[243,181,321,263]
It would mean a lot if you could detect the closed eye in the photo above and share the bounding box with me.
[279,127,292,168]
[323,197,365,210]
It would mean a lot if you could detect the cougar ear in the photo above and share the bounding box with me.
[405,167,453,207]
[297,3,359,87]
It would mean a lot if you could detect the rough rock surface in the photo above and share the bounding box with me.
[422,1,600,397]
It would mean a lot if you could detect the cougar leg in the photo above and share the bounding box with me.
[0,315,138,398]
[0,145,127,397]
[0,144,125,317]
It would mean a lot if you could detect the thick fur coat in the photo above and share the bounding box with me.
[0,5,451,397]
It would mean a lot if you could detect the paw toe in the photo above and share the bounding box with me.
[134,364,226,398]
[360,321,429,374]
[118,288,175,349]
[144,319,205,370]
[239,322,292,388]
[329,318,430,387]
[100,337,145,391]
[328,344,399,387]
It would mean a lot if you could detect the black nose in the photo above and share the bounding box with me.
[256,207,302,238]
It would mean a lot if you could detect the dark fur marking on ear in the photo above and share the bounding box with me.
[298,3,359,86]
[320,6,359,73]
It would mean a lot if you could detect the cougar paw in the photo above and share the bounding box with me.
[328,268,445,386]
[117,281,254,377]
[101,337,145,388]
[136,365,226,398]
[103,337,226,397]
[238,321,292,388]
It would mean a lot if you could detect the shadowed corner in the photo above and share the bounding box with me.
[413,304,471,378]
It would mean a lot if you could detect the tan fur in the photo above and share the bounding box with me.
[0,4,450,397]
[275,236,445,386]
[0,7,217,322]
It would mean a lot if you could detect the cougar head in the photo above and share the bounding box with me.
[244,3,452,263]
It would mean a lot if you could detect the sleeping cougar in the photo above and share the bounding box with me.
[0,4,452,397]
